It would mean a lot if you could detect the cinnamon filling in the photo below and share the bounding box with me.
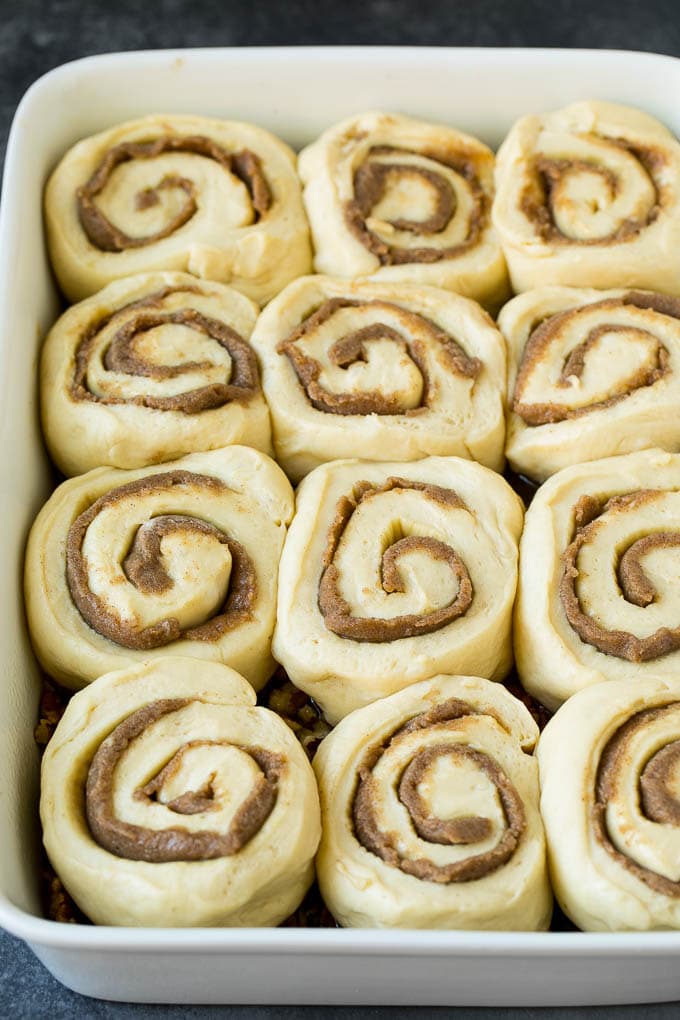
[519,144,664,245]
[77,135,271,251]
[593,703,680,897]
[65,470,257,650]
[86,699,283,862]
[560,489,680,661]
[352,698,526,883]
[344,146,486,264]
[72,286,261,414]
[513,292,677,426]
[277,297,480,416]
[318,477,473,642]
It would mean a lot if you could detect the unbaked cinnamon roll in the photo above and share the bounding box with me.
[298,111,509,310]
[502,287,680,481]
[516,448,680,709]
[538,675,680,931]
[493,101,680,294]
[41,271,271,476]
[40,657,320,927]
[45,115,312,305]
[314,674,551,929]
[250,275,506,481]
[274,457,523,723]
[24,447,294,690]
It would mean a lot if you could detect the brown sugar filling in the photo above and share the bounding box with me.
[560,489,680,661]
[518,143,665,245]
[352,698,526,883]
[277,297,480,416]
[344,145,487,264]
[65,470,257,650]
[77,135,271,251]
[318,477,473,642]
[593,703,680,897]
[513,292,679,426]
[72,286,261,414]
[86,698,283,862]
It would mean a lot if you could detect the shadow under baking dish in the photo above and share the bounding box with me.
[2,46,680,1006]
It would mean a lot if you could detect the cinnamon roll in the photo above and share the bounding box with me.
[45,115,312,305]
[314,674,551,929]
[502,287,680,481]
[298,111,509,310]
[274,457,523,723]
[516,448,680,709]
[40,657,320,926]
[493,101,680,294]
[250,275,507,481]
[538,675,680,931]
[41,272,271,476]
[24,446,294,690]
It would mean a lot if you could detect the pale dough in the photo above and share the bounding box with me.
[40,657,320,927]
[516,448,680,709]
[45,114,312,305]
[274,457,523,723]
[493,101,680,294]
[25,446,294,689]
[250,275,507,482]
[314,674,551,929]
[41,271,272,476]
[538,676,680,931]
[298,111,509,310]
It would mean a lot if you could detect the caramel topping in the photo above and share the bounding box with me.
[560,489,680,662]
[593,703,680,897]
[344,145,486,264]
[519,144,663,246]
[513,293,679,427]
[77,135,271,251]
[277,297,480,417]
[86,699,283,862]
[352,698,526,883]
[71,285,261,414]
[65,470,257,650]
[318,477,473,642]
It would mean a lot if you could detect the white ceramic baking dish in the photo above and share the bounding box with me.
[2,46,680,1007]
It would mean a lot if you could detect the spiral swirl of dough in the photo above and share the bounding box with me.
[501,287,680,481]
[298,111,509,309]
[250,275,506,481]
[40,658,320,926]
[516,449,680,709]
[24,447,294,690]
[493,101,680,294]
[40,272,271,475]
[274,457,523,723]
[538,675,680,930]
[45,115,312,305]
[314,674,550,929]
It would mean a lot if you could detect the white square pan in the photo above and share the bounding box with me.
[2,46,680,1007]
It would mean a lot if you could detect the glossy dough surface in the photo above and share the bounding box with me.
[250,275,507,481]
[314,674,551,929]
[298,111,509,309]
[41,271,271,476]
[516,448,680,709]
[274,457,524,723]
[45,114,312,305]
[502,286,680,481]
[40,658,320,927]
[538,676,680,931]
[493,101,680,294]
[25,446,294,690]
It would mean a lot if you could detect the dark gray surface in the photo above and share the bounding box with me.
[3,0,680,1016]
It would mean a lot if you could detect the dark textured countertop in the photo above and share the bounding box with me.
[3,1,680,1016]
